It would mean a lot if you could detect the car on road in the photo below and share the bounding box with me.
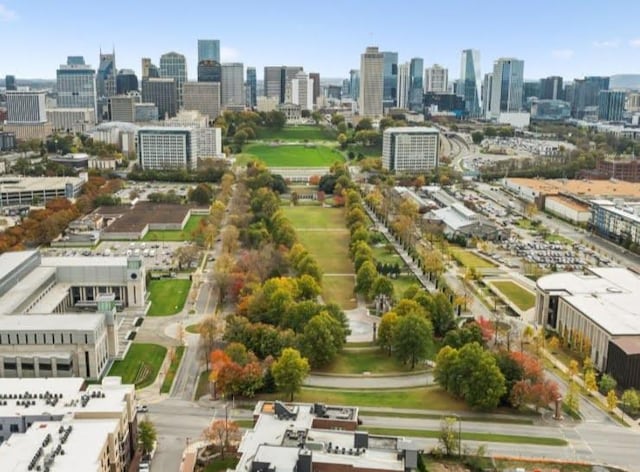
[136,404,149,413]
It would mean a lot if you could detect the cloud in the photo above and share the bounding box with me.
[551,49,574,60]
[592,39,620,49]
[0,3,17,21]
[221,46,239,61]
[629,39,640,48]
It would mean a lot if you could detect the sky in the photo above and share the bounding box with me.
[1,0,640,82]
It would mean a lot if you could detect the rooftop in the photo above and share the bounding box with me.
[97,202,197,234]
[506,177,640,199]
[0,250,39,284]
[0,176,86,192]
[0,313,104,332]
[545,195,591,213]
[429,204,478,231]
[384,126,439,134]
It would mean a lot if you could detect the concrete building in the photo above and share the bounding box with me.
[535,267,640,389]
[47,108,96,133]
[425,64,448,93]
[595,157,640,182]
[426,203,504,241]
[598,90,626,121]
[257,96,279,113]
[141,77,177,119]
[2,122,52,141]
[382,127,439,174]
[56,63,97,116]
[290,72,314,111]
[396,63,410,110]
[0,175,86,207]
[264,66,284,102]
[590,199,640,247]
[183,81,221,119]
[141,58,159,80]
[159,52,187,109]
[309,72,320,105]
[134,103,158,122]
[221,63,244,110]
[6,91,47,123]
[116,69,138,95]
[237,401,420,472]
[0,132,16,151]
[163,111,223,159]
[108,96,135,123]
[540,76,563,100]
[359,47,384,119]
[544,195,591,224]
[137,127,198,170]
[490,57,524,118]
[482,73,493,118]
[0,376,137,471]
[459,49,482,116]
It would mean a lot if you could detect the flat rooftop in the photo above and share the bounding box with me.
[546,195,590,212]
[0,176,84,192]
[384,126,439,134]
[0,313,104,332]
[41,255,128,267]
[506,177,640,199]
[0,250,39,285]
[98,202,198,234]
[0,266,56,316]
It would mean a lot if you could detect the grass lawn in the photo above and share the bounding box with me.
[372,245,404,266]
[392,275,420,300]
[143,215,207,242]
[185,323,200,334]
[282,206,346,229]
[204,457,239,472]
[147,279,192,316]
[322,276,356,309]
[318,349,413,374]
[365,427,566,446]
[349,143,382,158]
[545,233,573,245]
[244,144,344,167]
[108,343,166,389]
[297,231,353,274]
[160,346,185,394]
[491,280,536,311]
[449,247,497,269]
[358,410,534,425]
[256,125,334,141]
[196,370,212,400]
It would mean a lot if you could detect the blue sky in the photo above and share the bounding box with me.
[1,0,640,82]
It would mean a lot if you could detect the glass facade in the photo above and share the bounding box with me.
[198,60,221,82]
[382,51,398,109]
[459,49,481,117]
[198,39,220,63]
[246,67,257,107]
[409,58,424,112]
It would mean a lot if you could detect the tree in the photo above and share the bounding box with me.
[189,183,214,205]
[203,418,241,458]
[438,416,460,457]
[599,374,617,394]
[377,311,398,355]
[584,370,597,394]
[607,389,618,412]
[565,381,580,413]
[174,245,200,270]
[621,389,640,415]
[356,260,377,296]
[471,131,484,145]
[199,316,221,370]
[299,312,345,368]
[271,348,310,401]
[371,276,395,299]
[355,118,373,131]
[337,133,348,149]
[548,336,560,352]
[392,313,433,369]
[568,360,579,378]
[138,420,157,455]
[297,274,321,300]
[221,225,240,254]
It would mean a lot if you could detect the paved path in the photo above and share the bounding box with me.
[304,372,433,389]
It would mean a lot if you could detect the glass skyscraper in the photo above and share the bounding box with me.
[246,67,257,107]
[198,60,222,83]
[409,57,424,112]
[382,51,398,109]
[459,49,482,117]
[349,69,360,100]
[56,63,97,115]
[198,39,220,63]
[160,52,187,109]
[97,52,116,98]
[490,57,524,117]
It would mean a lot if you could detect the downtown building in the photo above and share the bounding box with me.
[459,49,482,117]
[358,47,384,119]
[116,69,138,94]
[598,90,626,121]
[489,57,525,118]
[4,90,52,140]
[159,52,187,109]
[264,66,303,104]
[56,61,97,117]
[539,76,563,100]
[396,63,410,109]
[221,63,245,111]
[382,127,439,174]
[290,71,314,111]
[408,58,424,112]
[137,127,199,170]
[246,67,257,108]
[141,77,177,119]
[425,64,448,93]
[96,51,117,120]
[198,39,220,63]
[183,81,221,119]
[382,51,398,110]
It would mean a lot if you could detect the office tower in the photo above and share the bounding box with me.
[382,127,439,174]
[349,69,360,100]
[66,56,86,66]
[141,58,159,80]
[524,81,541,101]
[408,58,424,112]
[309,72,320,105]
[396,63,410,109]
[183,81,221,119]
[569,76,609,118]
[6,91,47,123]
[56,62,97,115]
[598,90,626,121]
[135,103,159,122]
[459,49,482,116]
[425,64,448,93]
[5,75,16,91]
[198,60,222,83]
[359,47,384,118]
[138,127,198,170]
[116,69,138,94]
[97,51,117,98]
[540,76,563,100]
[482,73,493,118]
[160,52,187,109]
[264,66,283,100]
[198,39,221,63]
[291,72,314,110]
[283,66,303,103]
[142,77,177,119]
[382,51,398,109]
[489,57,524,117]
[246,67,257,107]
[108,95,136,122]
[221,63,244,110]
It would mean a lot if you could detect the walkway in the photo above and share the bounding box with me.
[304,372,433,389]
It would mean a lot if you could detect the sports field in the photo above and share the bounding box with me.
[244,144,343,167]
[256,125,333,141]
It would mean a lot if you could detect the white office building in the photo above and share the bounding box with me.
[137,127,198,170]
[56,64,97,116]
[396,63,410,109]
[382,127,439,174]
[290,72,314,111]
[425,65,448,93]
[6,91,47,123]
[47,108,96,133]
[359,47,384,118]
[221,63,245,110]
[183,81,221,119]
[490,57,525,118]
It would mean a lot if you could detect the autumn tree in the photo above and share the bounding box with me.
[298,312,345,368]
[138,420,157,455]
[607,390,619,412]
[392,313,433,369]
[203,419,241,458]
[356,260,377,297]
[199,316,221,370]
[377,311,398,356]
[271,348,310,401]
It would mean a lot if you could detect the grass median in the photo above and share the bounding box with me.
[108,343,167,389]
[160,346,185,394]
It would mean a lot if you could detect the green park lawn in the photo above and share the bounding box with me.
[318,349,414,374]
[372,245,404,266]
[204,457,240,472]
[244,144,344,167]
[160,346,185,394]
[491,280,536,311]
[147,279,192,316]
[449,247,497,269]
[320,276,357,309]
[143,215,207,242]
[185,323,200,334]
[108,343,167,389]
[297,231,352,274]
[282,206,346,229]
[256,125,333,142]
[392,275,421,300]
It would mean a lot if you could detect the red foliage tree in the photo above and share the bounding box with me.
[476,316,495,342]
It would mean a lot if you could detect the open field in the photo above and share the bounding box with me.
[282,206,346,229]
[256,125,334,142]
[392,275,420,299]
[297,231,352,274]
[160,346,185,393]
[143,215,207,242]
[318,349,413,374]
[244,144,343,167]
[372,245,404,266]
[148,279,192,316]
[108,343,166,389]
[321,276,357,309]
[449,247,497,269]
[491,280,536,311]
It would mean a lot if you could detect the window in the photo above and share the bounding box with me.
[9,424,19,433]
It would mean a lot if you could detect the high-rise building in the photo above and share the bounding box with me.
[56,62,97,115]
[283,66,303,103]
[264,66,284,101]
[382,51,398,109]
[382,127,439,174]
[482,73,493,118]
[198,39,220,63]
[198,60,222,83]
[141,77,177,119]
[141,58,159,80]
[137,127,198,170]
[524,81,541,102]
[598,90,626,121]
[108,95,136,122]
[6,91,47,123]
[221,63,244,110]
[246,67,257,108]
[160,52,187,109]
[309,72,320,105]
[568,76,610,118]
[96,51,117,99]
[5,75,16,91]
[540,76,563,100]
[291,72,314,111]
[66,56,85,66]
[116,69,138,94]
[349,69,360,100]
[183,81,221,119]
[425,64,448,93]
[489,57,524,117]
[459,49,482,116]
[408,58,424,112]
[396,63,410,109]
[359,47,384,118]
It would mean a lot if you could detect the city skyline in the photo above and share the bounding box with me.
[1,0,640,82]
